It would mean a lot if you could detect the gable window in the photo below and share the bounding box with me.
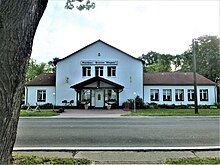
[37,90,46,102]
[107,66,116,77]
[163,89,172,101]
[95,66,103,76]
[150,89,159,101]
[200,89,208,101]
[82,66,91,77]
[175,89,184,101]
[188,89,194,101]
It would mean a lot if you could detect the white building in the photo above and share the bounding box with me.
[25,40,217,108]
[143,72,217,105]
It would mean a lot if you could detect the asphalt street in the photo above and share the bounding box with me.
[15,117,220,147]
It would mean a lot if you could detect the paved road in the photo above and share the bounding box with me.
[15,117,220,147]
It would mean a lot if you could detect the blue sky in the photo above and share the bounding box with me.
[32,0,219,63]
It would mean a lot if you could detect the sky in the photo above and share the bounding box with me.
[31,0,220,63]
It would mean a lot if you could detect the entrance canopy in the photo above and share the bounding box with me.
[70,76,124,108]
[70,76,124,91]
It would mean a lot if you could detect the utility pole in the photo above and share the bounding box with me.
[192,39,199,114]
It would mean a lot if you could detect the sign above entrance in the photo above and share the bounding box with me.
[81,60,118,65]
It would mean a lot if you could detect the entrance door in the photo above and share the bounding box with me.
[95,90,104,107]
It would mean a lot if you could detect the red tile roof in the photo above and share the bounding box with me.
[26,73,55,86]
[144,72,215,85]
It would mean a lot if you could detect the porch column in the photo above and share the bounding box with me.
[116,89,119,108]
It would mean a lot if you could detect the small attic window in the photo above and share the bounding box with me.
[98,53,101,56]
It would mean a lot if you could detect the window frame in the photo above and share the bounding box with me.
[187,89,195,101]
[200,89,208,101]
[175,89,184,101]
[163,89,172,101]
[82,66,91,77]
[37,90,46,102]
[107,66,116,77]
[150,89,159,101]
[95,66,104,76]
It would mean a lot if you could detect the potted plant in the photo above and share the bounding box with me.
[107,103,112,110]
[83,100,90,110]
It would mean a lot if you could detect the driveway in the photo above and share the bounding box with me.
[53,109,131,118]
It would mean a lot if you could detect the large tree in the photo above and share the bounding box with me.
[140,51,173,72]
[194,35,220,82]
[0,0,94,164]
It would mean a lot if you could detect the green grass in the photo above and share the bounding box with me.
[13,155,91,165]
[20,110,59,117]
[165,157,220,164]
[123,109,220,116]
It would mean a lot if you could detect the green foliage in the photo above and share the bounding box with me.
[123,96,145,109]
[65,0,95,10]
[123,109,220,116]
[140,52,173,72]
[19,110,59,117]
[13,155,91,165]
[26,58,54,82]
[165,157,220,164]
[194,35,220,82]
[141,35,219,83]
[39,103,53,109]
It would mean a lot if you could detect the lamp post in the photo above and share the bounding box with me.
[52,92,56,110]
[133,92,136,113]
[192,39,199,114]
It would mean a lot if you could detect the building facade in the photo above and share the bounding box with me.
[25,40,217,108]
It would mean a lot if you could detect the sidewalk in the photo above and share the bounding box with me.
[14,150,220,164]
[52,109,131,118]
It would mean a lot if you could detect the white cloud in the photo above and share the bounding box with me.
[31,0,219,63]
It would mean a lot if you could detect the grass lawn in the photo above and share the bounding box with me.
[165,157,220,164]
[123,109,220,116]
[13,155,91,165]
[20,110,59,117]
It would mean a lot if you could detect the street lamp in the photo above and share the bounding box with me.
[133,92,136,113]
[192,39,199,114]
[52,92,56,110]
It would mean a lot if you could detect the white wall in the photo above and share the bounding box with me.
[25,86,55,106]
[56,41,143,106]
[144,85,216,105]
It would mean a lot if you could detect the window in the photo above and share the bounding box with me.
[175,89,184,101]
[82,67,91,77]
[82,90,91,101]
[163,89,172,101]
[107,89,117,101]
[187,89,194,101]
[150,89,159,101]
[37,90,46,102]
[200,89,208,101]
[95,66,103,76]
[107,66,116,77]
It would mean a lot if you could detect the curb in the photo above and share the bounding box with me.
[13,146,220,152]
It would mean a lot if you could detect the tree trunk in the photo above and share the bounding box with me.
[0,0,48,164]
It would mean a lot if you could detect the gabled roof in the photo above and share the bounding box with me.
[71,76,124,90]
[144,72,215,85]
[26,73,56,86]
[56,39,144,64]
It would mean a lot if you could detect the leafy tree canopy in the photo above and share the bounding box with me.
[140,35,219,83]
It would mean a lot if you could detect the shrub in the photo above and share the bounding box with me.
[158,104,175,109]
[214,102,220,108]
[148,102,158,109]
[39,103,53,109]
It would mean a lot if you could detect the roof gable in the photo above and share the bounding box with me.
[71,76,124,90]
[26,73,56,86]
[144,72,215,85]
[56,39,144,64]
